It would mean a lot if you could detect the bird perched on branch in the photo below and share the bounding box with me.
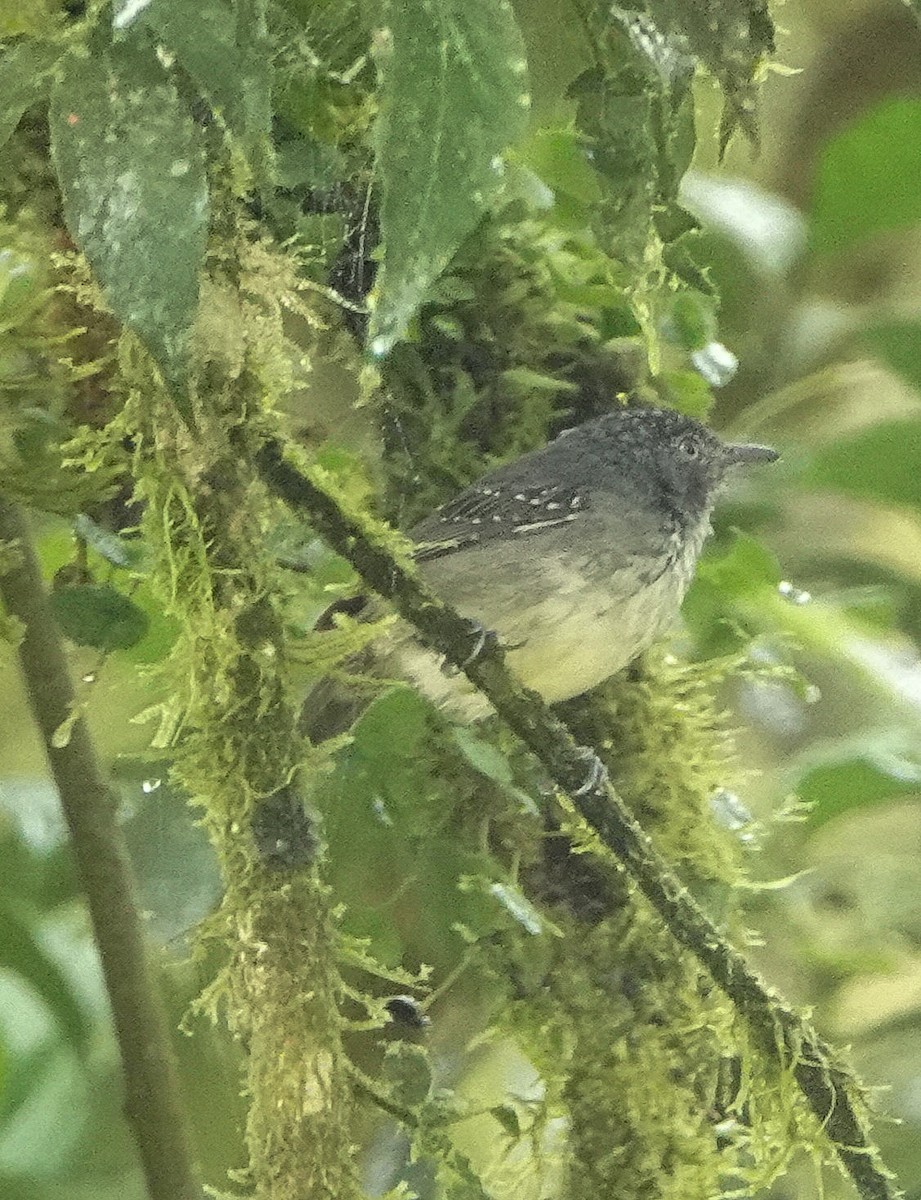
[308,403,777,729]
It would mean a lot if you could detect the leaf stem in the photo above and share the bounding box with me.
[0,498,201,1200]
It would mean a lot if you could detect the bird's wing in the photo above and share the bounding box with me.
[410,481,590,563]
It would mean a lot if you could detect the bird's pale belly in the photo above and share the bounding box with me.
[382,546,697,720]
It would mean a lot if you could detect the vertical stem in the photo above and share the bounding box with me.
[0,498,201,1200]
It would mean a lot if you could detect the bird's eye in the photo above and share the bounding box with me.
[678,436,699,459]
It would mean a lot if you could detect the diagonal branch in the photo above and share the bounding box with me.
[0,497,201,1200]
[255,436,900,1200]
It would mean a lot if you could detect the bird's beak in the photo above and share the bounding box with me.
[723,442,779,466]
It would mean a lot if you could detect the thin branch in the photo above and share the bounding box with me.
[0,498,201,1200]
[255,437,901,1200]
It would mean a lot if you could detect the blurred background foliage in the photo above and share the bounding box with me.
[4,0,921,1197]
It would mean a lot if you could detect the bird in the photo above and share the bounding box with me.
[310,403,778,728]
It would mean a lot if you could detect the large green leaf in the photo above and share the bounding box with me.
[369,0,530,356]
[810,97,921,257]
[49,36,208,402]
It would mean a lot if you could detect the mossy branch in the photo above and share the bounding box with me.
[255,436,900,1200]
[0,498,201,1200]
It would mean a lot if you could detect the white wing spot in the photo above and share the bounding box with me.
[512,515,578,534]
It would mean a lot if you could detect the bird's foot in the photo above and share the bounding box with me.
[441,619,498,676]
[571,746,608,796]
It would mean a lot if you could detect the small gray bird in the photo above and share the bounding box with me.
[370,404,777,721]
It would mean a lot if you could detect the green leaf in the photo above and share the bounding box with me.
[369,0,530,356]
[353,686,432,763]
[697,532,781,597]
[142,0,242,122]
[490,1103,522,1139]
[0,38,59,152]
[513,128,602,205]
[0,903,89,1050]
[806,419,921,509]
[664,291,718,351]
[50,584,150,651]
[644,0,774,152]
[121,767,221,943]
[684,532,781,656]
[865,321,921,394]
[49,36,209,406]
[142,0,272,168]
[810,97,921,257]
[451,727,514,786]
[660,369,714,420]
[0,248,46,331]
[796,750,921,828]
[382,1042,432,1107]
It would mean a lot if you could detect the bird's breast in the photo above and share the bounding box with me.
[381,515,708,719]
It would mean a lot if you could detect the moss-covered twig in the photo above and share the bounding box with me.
[0,498,201,1200]
[255,436,900,1200]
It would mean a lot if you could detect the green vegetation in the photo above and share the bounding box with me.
[1,2,921,1199]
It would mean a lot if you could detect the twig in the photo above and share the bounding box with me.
[255,436,900,1200]
[0,498,201,1200]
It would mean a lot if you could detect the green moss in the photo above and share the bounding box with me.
[121,215,366,1198]
[494,651,806,1198]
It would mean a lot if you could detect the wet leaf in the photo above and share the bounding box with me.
[369,0,530,355]
[49,36,209,409]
